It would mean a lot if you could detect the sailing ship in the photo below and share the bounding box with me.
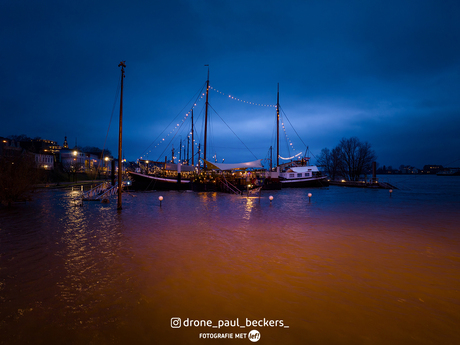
[129,68,263,194]
[129,162,193,191]
[129,69,328,191]
[193,159,265,194]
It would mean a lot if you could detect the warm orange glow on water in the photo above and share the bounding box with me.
[131,220,459,344]
[1,177,459,344]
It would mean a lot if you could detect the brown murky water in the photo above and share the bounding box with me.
[1,175,459,344]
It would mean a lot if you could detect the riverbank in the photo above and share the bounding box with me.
[34,180,109,190]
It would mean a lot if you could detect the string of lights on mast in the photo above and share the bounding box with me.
[138,85,300,162]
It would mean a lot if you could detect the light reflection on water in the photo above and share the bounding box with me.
[0,175,459,344]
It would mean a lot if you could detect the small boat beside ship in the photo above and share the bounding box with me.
[437,168,460,176]
[272,84,328,188]
[278,163,329,187]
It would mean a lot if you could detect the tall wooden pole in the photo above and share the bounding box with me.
[186,120,190,165]
[198,143,201,169]
[117,61,125,210]
[276,83,280,168]
[191,109,194,166]
[270,145,273,170]
[204,65,209,169]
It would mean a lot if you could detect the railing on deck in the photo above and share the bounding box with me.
[80,182,112,200]
[73,181,126,202]
[220,175,242,195]
[97,183,119,200]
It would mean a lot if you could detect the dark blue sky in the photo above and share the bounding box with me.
[2,0,460,169]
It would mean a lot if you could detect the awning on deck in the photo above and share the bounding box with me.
[204,159,263,171]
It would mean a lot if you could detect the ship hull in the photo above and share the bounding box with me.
[129,172,191,191]
[280,176,329,188]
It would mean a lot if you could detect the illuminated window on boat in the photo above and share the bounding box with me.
[289,173,295,178]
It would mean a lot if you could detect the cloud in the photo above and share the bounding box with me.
[1,0,460,168]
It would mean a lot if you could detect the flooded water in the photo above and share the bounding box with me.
[1,175,459,344]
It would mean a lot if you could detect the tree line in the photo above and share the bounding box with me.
[317,137,377,181]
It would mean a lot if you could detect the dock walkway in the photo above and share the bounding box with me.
[329,180,397,189]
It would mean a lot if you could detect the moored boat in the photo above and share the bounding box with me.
[272,84,328,188]
[129,171,191,191]
[437,168,460,176]
[279,166,329,187]
[129,162,194,191]
[193,159,265,194]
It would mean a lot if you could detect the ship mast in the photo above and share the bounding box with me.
[117,61,125,210]
[191,109,194,166]
[276,83,280,168]
[203,65,209,169]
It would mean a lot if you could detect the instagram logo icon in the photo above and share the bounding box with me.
[171,317,181,328]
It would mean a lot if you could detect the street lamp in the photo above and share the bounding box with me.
[73,151,78,183]
[104,157,110,178]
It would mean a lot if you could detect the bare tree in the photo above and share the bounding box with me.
[317,147,341,180]
[7,134,32,141]
[318,137,376,181]
[61,161,84,182]
[336,137,376,181]
[0,155,41,206]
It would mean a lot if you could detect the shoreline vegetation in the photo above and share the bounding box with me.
[0,155,109,206]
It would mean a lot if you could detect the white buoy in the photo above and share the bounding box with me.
[159,195,163,206]
[308,193,312,202]
[389,189,393,197]
[269,195,273,202]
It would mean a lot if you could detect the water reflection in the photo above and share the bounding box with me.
[46,192,135,331]
[242,196,258,220]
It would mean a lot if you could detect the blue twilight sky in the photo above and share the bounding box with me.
[1,0,460,169]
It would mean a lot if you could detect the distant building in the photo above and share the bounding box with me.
[85,153,98,170]
[59,148,86,170]
[62,136,69,149]
[58,146,113,174]
[34,153,54,170]
[377,165,398,174]
[422,165,444,174]
[19,138,61,155]
[399,165,419,174]
[17,138,61,169]
[0,137,24,158]
[3,134,114,174]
